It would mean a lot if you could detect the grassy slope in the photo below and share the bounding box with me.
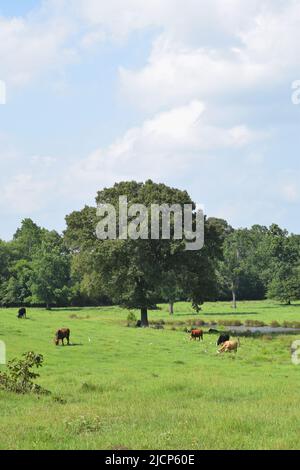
[0,300,299,450]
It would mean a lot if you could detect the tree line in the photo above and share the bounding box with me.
[1,181,300,323]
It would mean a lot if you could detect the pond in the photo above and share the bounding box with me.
[224,326,300,335]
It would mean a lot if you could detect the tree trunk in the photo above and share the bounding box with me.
[232,290,237,309]
[141,307,149,327]
[169,302,174,315]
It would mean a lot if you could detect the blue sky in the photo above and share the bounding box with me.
[0,0,300,240]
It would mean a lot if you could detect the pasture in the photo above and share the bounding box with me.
[0,300,300,450]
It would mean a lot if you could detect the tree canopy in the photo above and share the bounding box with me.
[0,181,300,312]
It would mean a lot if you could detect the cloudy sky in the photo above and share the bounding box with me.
[0,0,300,240]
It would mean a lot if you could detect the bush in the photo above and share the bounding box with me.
[0,352,50,395]
[194,320,205,326]
[244,320,266,327]
[262,335,274,341]
[127,312,137,326]
[65,416,104,434]
[270,321,281,328]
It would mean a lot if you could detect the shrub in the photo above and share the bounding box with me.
[262,335,273,341]
[244,320,266,327]
[0,352,50,395]
[194,320,205,326]
[282,321,293,328]
[65,416,104,434]
[270,321,281,328]
[127,312,137,326]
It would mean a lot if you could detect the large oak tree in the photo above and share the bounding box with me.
[65,180,220,325]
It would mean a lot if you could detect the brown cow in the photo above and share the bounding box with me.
[190,329,204,341]
[54,328,70,346]
[218,339,240,353]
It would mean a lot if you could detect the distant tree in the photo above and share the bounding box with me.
[1,259,32,306]
[64,206,97,252]
[268,266,300,305]
[30,234,71,309]
[267,228,300,305]
[64,206,105,305]
[160,271,184,315]
[0,241,12,305]
[218,230,251,308]
[12,219,44,259]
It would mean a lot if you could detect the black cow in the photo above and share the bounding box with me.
[217,333,230,346]
[17,307,27,319]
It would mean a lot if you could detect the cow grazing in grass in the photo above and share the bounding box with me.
[190,329,203,341]
[217,333,230,346]
[55,328,70,346]
[218,339,240,354]
[17,307,26,319]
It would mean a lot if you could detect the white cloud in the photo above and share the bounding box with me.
[72,0,273,45]
[2,0,299,98]
[119,1,300,111]
[239,2,300,68]
[2,174,55,214]
[0,6,76,87]
[30,155,58,168]
[120,35,270,111]
[65,100,263,200]
[281,183,299,203]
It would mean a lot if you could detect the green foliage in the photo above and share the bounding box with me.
[0,220,73,308]
[1,259,33,306]
[29,233,72,309]
[127,311,137,325]
[1,184,300,311]
[12,219,44,259]
[0,352,49,395]
[268,267,300,304]
[65,180,220,323]
[30,245,71,308]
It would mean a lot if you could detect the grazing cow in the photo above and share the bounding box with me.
[17,307,27,319]
[54,328,70,346]
[217,333,230,346]
[190,329,204,341]
[208,328,219,334]
[218,339,240,354]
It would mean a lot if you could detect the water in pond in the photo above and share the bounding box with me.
[224,326,300,334]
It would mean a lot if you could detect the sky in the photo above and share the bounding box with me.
[0,0,300,240]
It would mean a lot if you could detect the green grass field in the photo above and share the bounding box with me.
[0,300,300,450]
